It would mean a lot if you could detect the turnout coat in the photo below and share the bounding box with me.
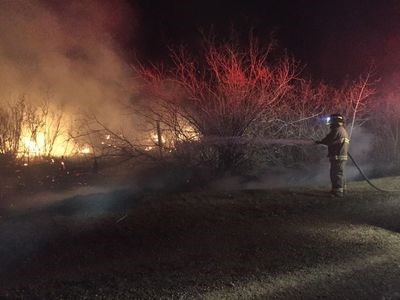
[319,125,350,161]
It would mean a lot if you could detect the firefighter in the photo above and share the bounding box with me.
[315,113,350,197]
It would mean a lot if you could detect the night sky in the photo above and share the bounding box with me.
[132,0,400,84]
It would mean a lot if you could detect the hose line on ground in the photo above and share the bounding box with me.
[348,152,400,193]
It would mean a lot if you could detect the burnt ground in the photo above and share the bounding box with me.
[1,181,400,299]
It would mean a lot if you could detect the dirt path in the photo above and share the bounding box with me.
[1,185,400,299]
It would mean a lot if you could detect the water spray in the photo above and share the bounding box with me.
[201,136,314,146]
[207,136,400,193]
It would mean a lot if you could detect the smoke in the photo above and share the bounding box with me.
[4,184,134,212]
[0,0,136,124]
[211,126,377,191]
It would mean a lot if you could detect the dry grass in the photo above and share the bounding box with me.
[1,177,400,299]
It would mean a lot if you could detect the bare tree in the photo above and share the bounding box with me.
[136,37,298,171]
[343,73,375,138]
[254,74,374,167]
[371,75,400,165]
[69,113,158,163]
[0,97,25,160]
[20,99,65,158]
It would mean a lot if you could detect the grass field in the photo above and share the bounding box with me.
[1,178,400,299]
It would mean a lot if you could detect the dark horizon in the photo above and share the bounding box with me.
[131,0,400,84]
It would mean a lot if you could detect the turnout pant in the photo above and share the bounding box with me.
[330,159,346,193]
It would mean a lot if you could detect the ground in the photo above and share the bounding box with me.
[1,178,400,299]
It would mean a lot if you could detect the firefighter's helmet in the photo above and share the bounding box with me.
[325,113,345,125]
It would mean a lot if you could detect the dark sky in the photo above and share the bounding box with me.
[131,0,400,84]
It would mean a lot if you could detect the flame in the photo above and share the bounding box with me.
[151,133,166,144]
[21,132,46,156]
[178,125,199,141]
[18,127,92,158]
[144,125,199,151]
[79,145,91,154]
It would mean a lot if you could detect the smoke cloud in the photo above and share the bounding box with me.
[0,0,136,122]
[210,126,377,191]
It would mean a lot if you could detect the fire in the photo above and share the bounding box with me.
[151,133,166,144]
[79,146,91,154]
[16,107,199,157]
[178,125,199,141]
[18,127,92,158]
[21,132,46,156]
[144,125,199,151]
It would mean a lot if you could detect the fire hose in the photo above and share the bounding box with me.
[348,152,400,193]
[243,138,400,193]
[199,136,400,193]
